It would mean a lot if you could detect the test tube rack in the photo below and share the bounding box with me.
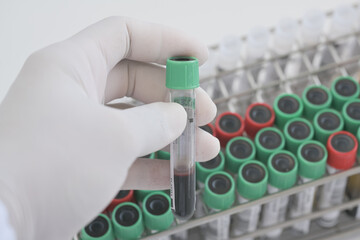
[141,3,360,240]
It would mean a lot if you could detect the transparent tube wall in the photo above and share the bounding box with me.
[170,89,196,221]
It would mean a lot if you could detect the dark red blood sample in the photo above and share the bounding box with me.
[173,171,195,220]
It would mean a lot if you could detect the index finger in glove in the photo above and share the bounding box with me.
[69,16,208,71]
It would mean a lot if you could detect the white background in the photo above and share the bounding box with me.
[0,0,355,102]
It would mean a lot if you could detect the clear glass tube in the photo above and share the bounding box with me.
[170,89,196,221]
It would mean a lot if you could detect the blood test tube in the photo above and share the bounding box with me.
[261,150,298,239]
[313,108,344,145]
[330,76,360,111]
[342,99,360,135]
[244,103,275,139]
[290,140,327,235]
[167,56,198,221]
[273,93,304,129]
[143,192,174,235]
[215,112,245,147]
[201,171,235,240]
[225,136,256,174]
[200,123,216,137]
[112,202,144,240]
[284,117,314,154]
[255,127,285,164]
[230,161,268,238]
[318,131,358,228]
[105,190,135,213]
[302,85,332,120]
[81,214,115,240]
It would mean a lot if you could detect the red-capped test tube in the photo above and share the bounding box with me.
[318,131,358,228]
[245,103,275,139]
[215,112,245,148]
[200,123,216,137]
[105,190,135,213]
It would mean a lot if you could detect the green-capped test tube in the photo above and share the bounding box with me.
[81,214,115,240]
[273,93,304,129]
[225,137,256,174]
[157,151,170,160]
[261,150,298,239]
[302,85,332,120]
[342,99,360,135]
[289,140,327,235]
[230,161,268,238]
[195,152,225,218]
[143,192,174,234]
[196,152,225,187]
[141,153,156,159]
[167,56,198,221]
[330,76,360,111]
[284,118,314,154]
[313,108,344,145]
[135,153,158,203]
[112,202,144,240]
[202,171,235,240]
[255,127,285,164]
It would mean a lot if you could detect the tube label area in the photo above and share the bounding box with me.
[289,177,315,234]
[231,195,260,237]
[318,166,347,226]
[206,215,231,240]
[261,185,288,238]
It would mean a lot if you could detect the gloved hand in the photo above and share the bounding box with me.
[0,17,219,240]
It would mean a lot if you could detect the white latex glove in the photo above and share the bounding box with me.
[0,17,219,240]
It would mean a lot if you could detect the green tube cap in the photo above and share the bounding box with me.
[313,108,344,145]
[156,150,170,160]
[225,137,256,173]
[196,151,225,183]
[112,202,144,240]
[273,93,304,129]
[342,99,360,135]
[142,192,174,231]
[237,160,268,200]
[267,150,298,190]
[140,152,155,159]
[203,171,235,210]
[166,57,199,89]
[255,127,285,164]
[297,140,327,179]
[135,190,159,203]
[284,117,314,154]
[302,85,332,120]
[81,214,115,240]
[331,76,360,111]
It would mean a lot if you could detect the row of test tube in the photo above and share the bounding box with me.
[193,76,360,239]
[200,3,360,112]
